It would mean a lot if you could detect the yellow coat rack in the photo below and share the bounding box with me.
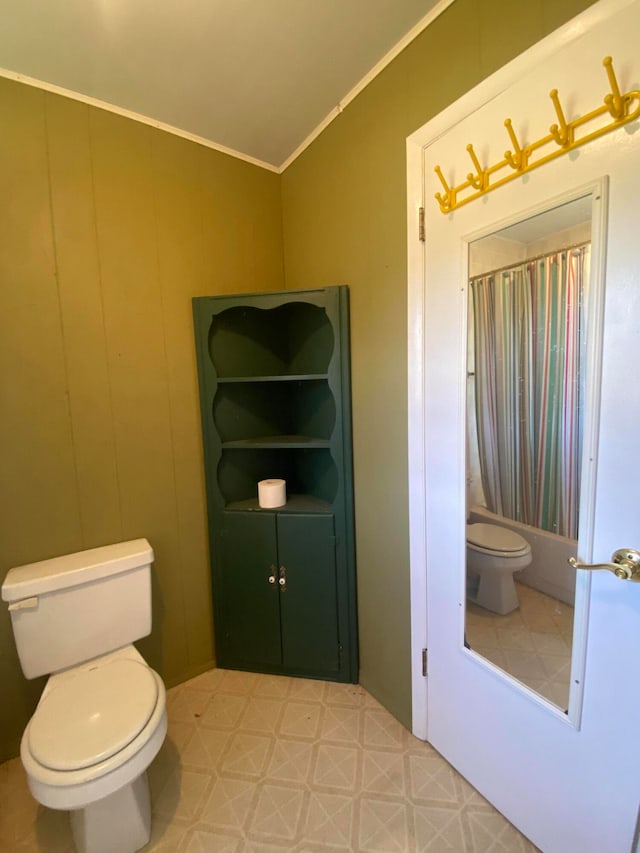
[434,56,640,214]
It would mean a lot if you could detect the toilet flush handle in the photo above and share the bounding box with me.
[568,548,640,581]
[8,596,39,611]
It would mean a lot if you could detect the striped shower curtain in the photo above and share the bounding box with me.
[470,245,589,539]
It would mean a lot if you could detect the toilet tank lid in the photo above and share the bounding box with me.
[1,539,153,603]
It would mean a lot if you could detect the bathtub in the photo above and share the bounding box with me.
[468,505,577,606]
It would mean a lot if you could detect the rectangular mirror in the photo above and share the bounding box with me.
[465,194,592,711]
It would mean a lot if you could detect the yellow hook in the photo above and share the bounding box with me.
[434,165,454,212]
[465,144,487,191]
[603,56,625,120]
[549,89,573,147]
[503,119,527,171]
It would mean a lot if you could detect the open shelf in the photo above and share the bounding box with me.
[218,447,338,506]
[217,374,329,384]
[222,436,330,449]
[209,302,334,378]
[225,494,333,514]
[213,378,335,444]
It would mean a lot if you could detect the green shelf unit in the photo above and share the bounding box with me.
[193,286,357,683]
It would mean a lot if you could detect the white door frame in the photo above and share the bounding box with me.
[406,0,634,741]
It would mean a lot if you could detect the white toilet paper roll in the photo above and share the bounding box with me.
[258,479,286,508]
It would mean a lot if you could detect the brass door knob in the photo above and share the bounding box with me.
[568,548,640,582]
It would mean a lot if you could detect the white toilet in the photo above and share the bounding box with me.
[466,523,532,615]
[1,539,167,853]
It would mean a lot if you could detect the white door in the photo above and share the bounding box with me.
[407,1,640,850]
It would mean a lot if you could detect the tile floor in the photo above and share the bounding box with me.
[0,668,540,852]
[465,582,574,709]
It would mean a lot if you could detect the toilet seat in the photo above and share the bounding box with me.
[466,523,530,557]
[21,646,167,811]
[28,659,159,771]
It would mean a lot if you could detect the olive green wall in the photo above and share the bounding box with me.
[0,77,284,762]
[280,0,595,728]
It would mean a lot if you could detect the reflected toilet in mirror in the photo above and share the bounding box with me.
[466,520,532,615]
[464,194,593,710]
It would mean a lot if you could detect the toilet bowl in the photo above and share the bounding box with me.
[466,523,532,615]
[1,539,167,853]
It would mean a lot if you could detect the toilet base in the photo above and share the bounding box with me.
[70,772,150,853]
[468,569,520,615]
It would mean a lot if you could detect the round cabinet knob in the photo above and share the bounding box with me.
[279,577,286,586]
[268,575,276,584]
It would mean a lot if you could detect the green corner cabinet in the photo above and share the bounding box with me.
[192,286,358,683]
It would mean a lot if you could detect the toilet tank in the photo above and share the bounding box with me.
[1,539,154,679]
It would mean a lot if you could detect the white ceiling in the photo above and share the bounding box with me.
[495,194,592,244]
[0,0,446,170]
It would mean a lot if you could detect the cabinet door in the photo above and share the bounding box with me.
[220,511,281,667]
[277,514,340,674]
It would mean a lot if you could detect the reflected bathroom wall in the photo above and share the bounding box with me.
[465,196,591,710]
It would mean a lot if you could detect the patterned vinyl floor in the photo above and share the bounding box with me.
[0,667,539,852]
